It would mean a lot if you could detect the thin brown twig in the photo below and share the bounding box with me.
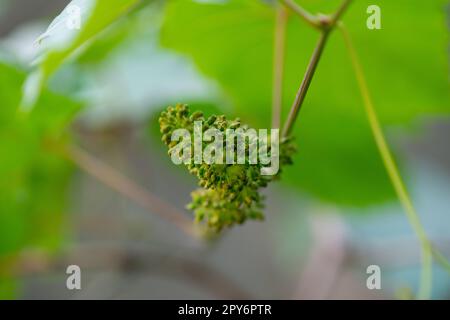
[282,31,329,137]
[58,144,202,240]
[330,0,353,27]
[281,0,353,137]
[279,0,319,29]
[272,5,288,129]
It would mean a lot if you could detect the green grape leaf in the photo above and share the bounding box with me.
[21,0,140,110]
[0,61,81,261]
[160,0,450,206]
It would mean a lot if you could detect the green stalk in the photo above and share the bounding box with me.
[281,0,353,138]
[272,5,288,129]
[338,23,432,300]
[279,0,320,29]
[282,31,329,137]
[432,246,450,275]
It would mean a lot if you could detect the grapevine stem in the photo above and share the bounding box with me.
[329,0,353,27]
[272,4,288,129]
[279,0,320,29]
[338,23,433,299]
[432,246,450,275]
[281,0,353,138]
[282,31,328,137]
[57,144,203,240]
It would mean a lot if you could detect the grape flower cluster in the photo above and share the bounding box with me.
[159,104,296,232]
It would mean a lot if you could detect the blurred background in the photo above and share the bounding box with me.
[0,0,449,299]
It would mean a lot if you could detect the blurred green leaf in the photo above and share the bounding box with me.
[0,276,17,300]
[77,2,162,65]
[160,0,450,206]
[0,61,81,261]
[21,0,140,109]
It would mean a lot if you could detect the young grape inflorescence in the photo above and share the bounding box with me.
[159,104,296,232]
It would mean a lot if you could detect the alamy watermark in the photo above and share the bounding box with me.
[66,265,81,290]
[366,265,381,290]
[367,5,381,30]
[169,122,280,176]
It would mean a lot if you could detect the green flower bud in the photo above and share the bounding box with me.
[159,104,297,232]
